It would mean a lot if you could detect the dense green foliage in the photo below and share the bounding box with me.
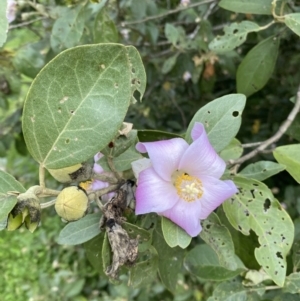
[1,0,300,300]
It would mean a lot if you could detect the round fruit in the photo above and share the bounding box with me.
[55,186,89,221]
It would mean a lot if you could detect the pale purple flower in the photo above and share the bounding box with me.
[90,152,114,202]
[134,122,238,237]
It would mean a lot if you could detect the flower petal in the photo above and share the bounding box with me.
[198,176,238,219]
[135,167,179,214]
[179,123,226,178]
[136,138,189,181]
[161,199,203,237]
[190,122,205,141]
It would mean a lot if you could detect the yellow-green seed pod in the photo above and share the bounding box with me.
[48,164,83,183]
[55,186,89,221]
[7,213,23,231]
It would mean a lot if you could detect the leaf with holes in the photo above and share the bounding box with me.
[161,217,191,249]
[23,44,146,169]
[185,94,246,152]
[57,212,101,245]
[223,176,294,286]
[220,138,243,161]
[184,244,246,281]
[237,36,280,97]
[209,21,260,53]
[0,1,8,47]
[283,272,300,294]
[285,13,300,37]
[200,212,240,271]
[207,281,265,301]
[239,161,286,181]
[273,144,300,183]
[0,170,26,225]
[219,0,273,15]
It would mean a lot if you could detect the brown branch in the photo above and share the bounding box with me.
[229,87,300,166]
[121,0,216,26]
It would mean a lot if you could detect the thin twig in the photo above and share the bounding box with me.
[39,164,45,188]
[40,199,56,209]
[121,0,216,26]
[9,17,47,29]
[242,142,263,148]
[229,87,300,166]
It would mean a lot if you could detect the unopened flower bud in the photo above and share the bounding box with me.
[55,186,89,221]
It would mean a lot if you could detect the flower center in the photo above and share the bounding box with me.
[172,171,203,202]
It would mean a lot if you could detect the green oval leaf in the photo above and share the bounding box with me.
[239,161,286,181]
[207,281,265,301]
[161,217,192,249]
[23,44,146,169]
[84,233,105,274]
[50,4,86,53]
[0,1,8,47]
[273,144,300,183]
[0,170,26,225]
[285,13,300,37]
[128,245,158,288]
[283,272,300,294]
[223,176,294,286]
[165,23,180,46]
[219,138,243,161]
[219,0,273,15]
[152,223,185,292]
[237,36,280,97]
[161,53,179,74]
[184,245,245,281]
[57,212,101,245]
[200,212,241,271]
[209,21,260,53]
[94,9,118,43]
[186,94,246,152]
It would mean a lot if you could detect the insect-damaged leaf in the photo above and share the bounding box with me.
[185,94,246,152]
[23,44,146,169]
[200,212,240,271]
[239,161,286,181]
[223,176,294,286]
[209,21,260,53]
